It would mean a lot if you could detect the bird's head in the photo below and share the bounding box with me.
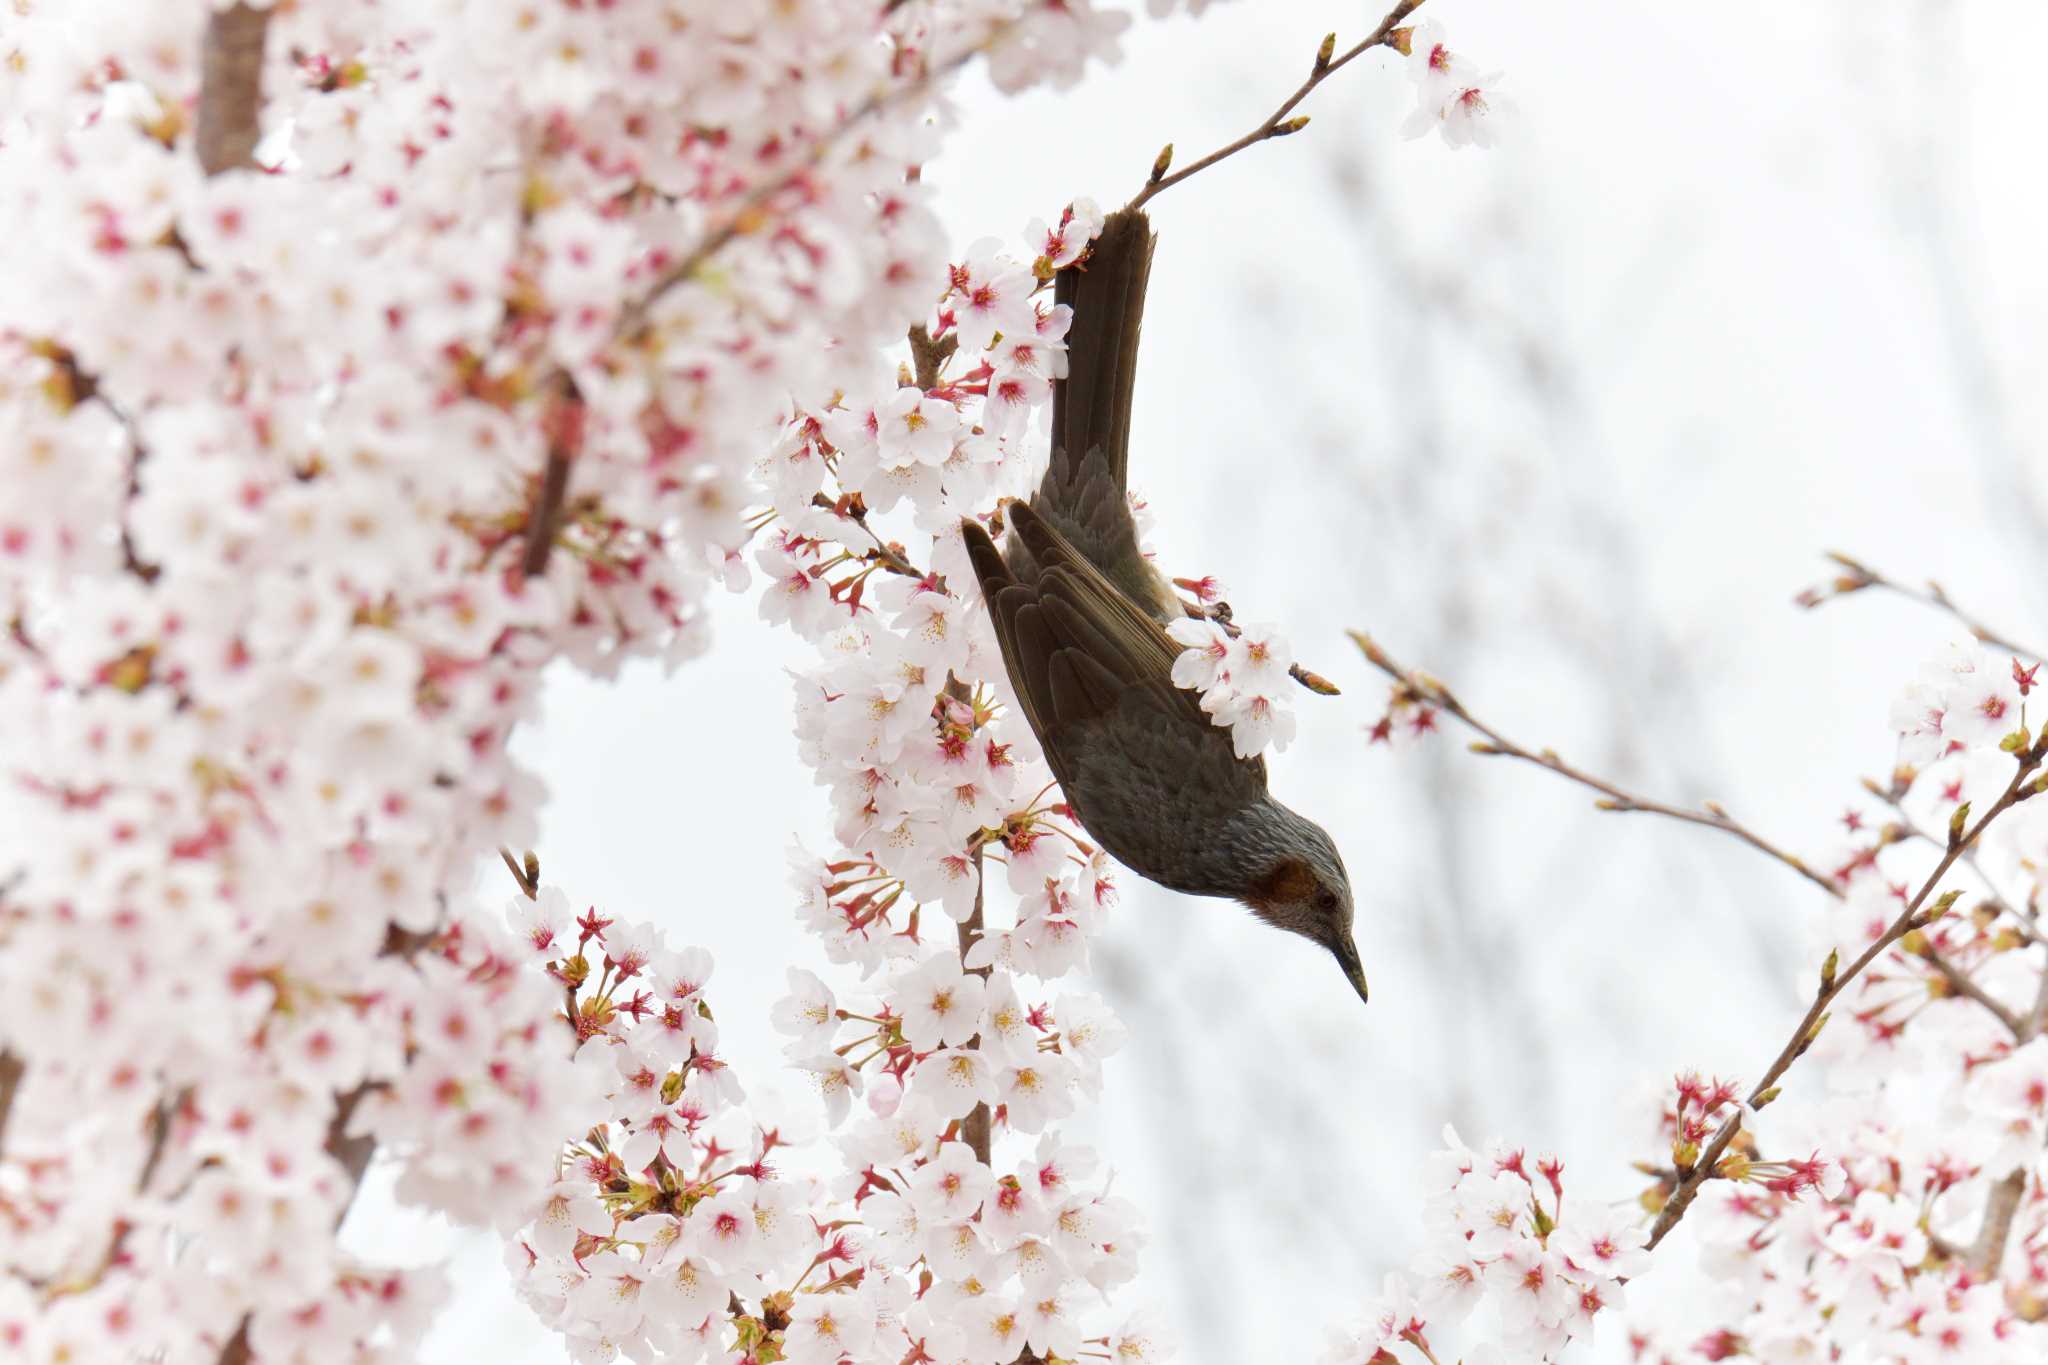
[1237,812,1367,1005]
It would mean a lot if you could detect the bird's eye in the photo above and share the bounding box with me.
[1315,889,1338,911]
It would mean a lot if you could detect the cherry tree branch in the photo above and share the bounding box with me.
[1350,631,1841,899]
[1802,552,2046,662]
[946,677,994,1166]
[195,5,273,175]
[1916,941,2024,1037]
[1127,0,1430,209]
[0,1051,21,1155]
[1647,753,2043,1249]
[1352,627,2048,1249]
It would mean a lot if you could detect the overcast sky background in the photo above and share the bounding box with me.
[347,2,2048,1358]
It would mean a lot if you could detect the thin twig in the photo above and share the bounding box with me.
[809,493,928,580]
[1916,942,2024,1037]
[1127,0,1428,210]
[1351,631,1840,898]
[1805,552,2045,662]
[195,5,273,175]
[1646,753,2043,1249]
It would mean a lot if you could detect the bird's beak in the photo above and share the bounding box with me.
[1334,935,1370,1006]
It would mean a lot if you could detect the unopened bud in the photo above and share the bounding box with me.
[1807,1012,1830,1044]
[1949,802,1972,847]
[1923,889,1964,923]
[1819,948,1839,993]
[1292,666,1341,696]
[1149,142,1174,184]
[1753,1086,1782,1109]
[1387,25,1415,56]
[1273,115,1311,137]
[1313,32,1337,74]
[1469,741,1503,755]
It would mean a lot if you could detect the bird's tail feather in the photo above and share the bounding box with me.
[1050,208,1156,495]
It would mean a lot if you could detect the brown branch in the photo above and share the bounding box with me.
[1916,941,2024,1037]
[520,371,580,578]
[1806,552,2045,663]
[1351,631,1839,898]
[1970,1169,2028,1276]
[946,676,993,1167]
[1646,753,2043,1249]
[0,1051,23,1155]
[808,493,928,581]
[1126,0,1428,210]
[908,324,959,392]
[195,4,273,176]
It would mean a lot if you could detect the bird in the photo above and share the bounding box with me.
[960,207,1369,1005]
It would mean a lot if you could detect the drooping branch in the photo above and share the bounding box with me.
[1351,630,1841,898]
[1127,0,1429,210]
[1353,626,2048,1250]
[195,4,274,175]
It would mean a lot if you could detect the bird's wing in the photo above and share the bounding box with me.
[963,503,1267,793]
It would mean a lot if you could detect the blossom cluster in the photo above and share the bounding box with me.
[1399,19,1510,150]
[497,882,1139,1365]
[1321,1127,1650,1364]
[1368,626,2048,1360]
[1166,617,1301,757]
[0,0,1143,1360]
[1646,640,2048,1361]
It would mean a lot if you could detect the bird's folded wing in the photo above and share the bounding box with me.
[963,502,1265,787]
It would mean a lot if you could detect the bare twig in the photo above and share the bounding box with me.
[1916,941,2024,1037]
[1127,0,1428,210]
[195,5,273,175]
[1805,552,2045,663]
[1647,754,2043,1248]
[808,493,928,581]
[1351,631,1840,898]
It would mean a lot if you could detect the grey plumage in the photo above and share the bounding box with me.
[960,207,1368,1005]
